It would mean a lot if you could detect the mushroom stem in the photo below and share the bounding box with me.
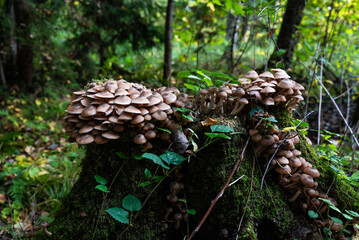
[288,189,302,202]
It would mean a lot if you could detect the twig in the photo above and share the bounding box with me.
[186,120,263,240]
[317,56,323,145]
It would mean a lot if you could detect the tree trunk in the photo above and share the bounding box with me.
[38,109,359,239]
[163,0,174,86]
[269,0,306,66]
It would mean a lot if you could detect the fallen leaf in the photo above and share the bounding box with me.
[201,117,217,126]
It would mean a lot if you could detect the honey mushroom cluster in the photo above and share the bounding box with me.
[248,112,342,231]
[164,167,188,230]
[196,69,304,116]
[64,79,194,151]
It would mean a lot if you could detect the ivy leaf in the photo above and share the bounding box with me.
[329,216,343,225]
[144,168,152,178]
[139,181,151,187]
[308,210,318,219]
[116,152,129,159]
[122,194,141,211]
[210,125,234,133]
[94,175,107,185]
[106,208,129,224]
[345,210,359,217]
[205,133,231,140]
[95,185,110,193]
[319,198,335,206]
[160,151,186,166]
[186,209,196,215]
[142,153,170,169]
[342,213,353,220]
[249,106,264,118]
[153,176,163,182]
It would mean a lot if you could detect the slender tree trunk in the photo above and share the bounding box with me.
[269,0,306,65]
[163,0,174,86]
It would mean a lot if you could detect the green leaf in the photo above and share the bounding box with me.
[139,181,151,187]
[225,0,233,10]
[294,119,309,128]
[95,185,110,193]
[209,72,233,81]
[142,153,170,169]
[153,176,163,182]
[157,128,171,133]
[329,216,343,225]
[160,151,186,165]
[173,107,193,113]
[187,75,201,80]
[116,152,129,159]
[184,83,200,92]
[144,168,152,178]
[342,213,353,220]
[308,210,318,219]
[182,114,194,121]
[94,175,107,185]
[177,71,192,78]
[349,171,359,181]
[186,209,196,215]
[233,3,245,16]
[210,125,234,133]
[344,210,359,217]
[132,152,143,160]
[29,167,40,178]
[319,198,334,206]
[106,208,129,224]
[329,205,341,213]
[122,194,141,211]
[205,133,231,140]
[249,106,264,118]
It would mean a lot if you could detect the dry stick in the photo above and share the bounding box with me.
[186,120,263,240]
[317,57,323,145]
[301,63,359,149]
[240,111,315,232]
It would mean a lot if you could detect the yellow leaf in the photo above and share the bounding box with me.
[282,127,296,132]
[35,99,41,106]
[207,2,215,14]
[201,117,218,126]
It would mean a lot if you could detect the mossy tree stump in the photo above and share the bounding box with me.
[42,111,358,240]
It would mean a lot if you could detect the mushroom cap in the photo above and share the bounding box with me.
[289,157,302,167]
[68,103,84,114]
[303,167,320,178]
[162,92,177,104]
[263,97,275,105]
[173,213,183,221]
[274,164,291,175]
[260,135,275,146]
[76,134,94,144]
[95,90,114,99]
[131,115,145,124]
[102,131,120,139]
[79,125,93,134]
[259,71,274,79]
[94,135,109,144]
[134,134,147,144]
[276,156,289,165]
[81,105,97,117]
[277,79,294,89]
[132,96,150,105]
[144,130,156,139]
[152,111,167,121]
[300,174,315,187]
[114,95,132,105]
[274,71,290,79]
[244,70,258,79]
[124,105,141,114]
[261,86,276,94]
[199,89,209,95]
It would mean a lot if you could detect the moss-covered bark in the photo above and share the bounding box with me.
[40,110,359,240]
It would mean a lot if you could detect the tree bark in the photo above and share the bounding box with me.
[163,0,174,86]
[269,0,306,66]
[38,109,359,240]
